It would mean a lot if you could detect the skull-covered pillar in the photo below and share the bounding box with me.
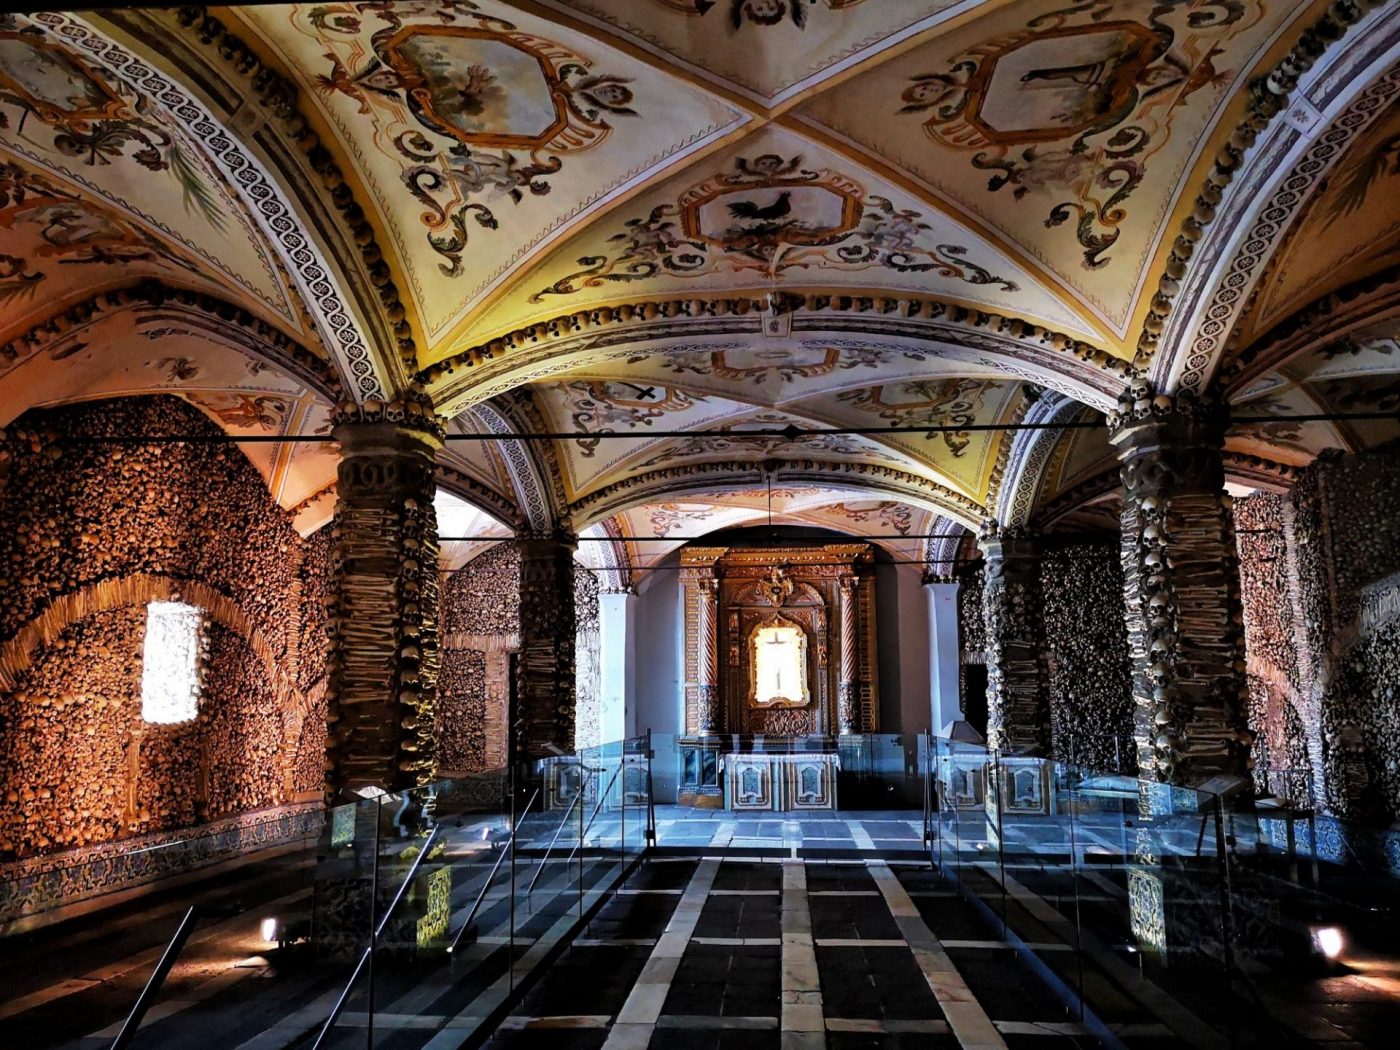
[325,395,444,795]
[977,523,1049,753]
[516,533,579,759]
[1110,385,1250,785]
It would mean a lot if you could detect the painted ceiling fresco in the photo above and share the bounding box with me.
[796,0,1308,338]
[0,13,308,339]
[547,0,963,105]
[0,158,221,338]
[592,488,937,575]
[0,1,1396,563]
[1238,91,1400,346]
[531,351,1023,504]
[471,124,1095,342]
[235,1,745,347]
[1230,332,1400,463]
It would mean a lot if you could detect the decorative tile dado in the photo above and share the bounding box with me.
[0,803,322,924]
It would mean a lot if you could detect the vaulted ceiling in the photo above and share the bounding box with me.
[3,1,1399,575]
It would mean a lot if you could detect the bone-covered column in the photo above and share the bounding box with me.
[977,524,1049,753]
[1110,386,1249,785]
[837,574,859,736]
[326,396,443,795]
[696,577,720,733]
[516,533,578,759]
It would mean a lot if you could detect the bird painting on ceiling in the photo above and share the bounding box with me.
[652,0,868,31]
[727,191,792,222]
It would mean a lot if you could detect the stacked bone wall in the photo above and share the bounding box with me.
[1040,543,1135,772]
[1292,445,1400,821]
[1234,493,1311,798]
[438,542,601,766]
[0,396,329,861]
[438,543,520,773]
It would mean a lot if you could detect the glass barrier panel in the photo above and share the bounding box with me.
[579,739,624,901]
[309,793,381,1048]
[354,770,506,1048]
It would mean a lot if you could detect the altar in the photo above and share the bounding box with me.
[724,751,840,811]
[676,544,878,811]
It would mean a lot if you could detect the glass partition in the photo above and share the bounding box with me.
[304,736,650,1048]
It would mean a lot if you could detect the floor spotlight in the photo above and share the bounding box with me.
[1311,925,1345,960]
[260,917,281,946]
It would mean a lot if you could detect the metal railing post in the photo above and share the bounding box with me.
[645,729,657,848]
[527,777,586,895]
[448,788,540,954]
[311,823,441,1050]
[108,906,201,1050]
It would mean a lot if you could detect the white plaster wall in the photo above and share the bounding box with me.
[631,555,684,737]
[874,561,933,734]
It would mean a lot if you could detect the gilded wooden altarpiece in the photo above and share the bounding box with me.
[679,544,878,738]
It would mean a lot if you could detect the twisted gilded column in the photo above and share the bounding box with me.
[696,578,719,732]
[516,532,578,760]
[977,523,1049,754]
[1109,383,1249,785]
[837,575,859,735]
[326,395,443,794]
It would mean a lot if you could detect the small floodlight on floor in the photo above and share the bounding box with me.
[1312,925,1345,961]
[260,917,281,946]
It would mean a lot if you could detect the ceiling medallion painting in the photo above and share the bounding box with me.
[192,393,294,432]
[562,378,706,456]
[0,21,227,232]
[632,345,908,384]
[636,413,873,468]
[648,501,717,536]
[650,0,869,31]
[827,500,914,535]
[898,3,1258,271]
[836,378,1000,456]
[314,3,636,278]
[532,153,1017,299]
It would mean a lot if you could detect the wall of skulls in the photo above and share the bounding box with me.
[1292,445,1400,822]
[573,569,602,750]
[0,397,330,861]
[956,562,987,728]
[439,541,601,767]
[436,648,488,773]
[443,542,522,636]
[1040,543,1135,772]
[1233,493,1312,799]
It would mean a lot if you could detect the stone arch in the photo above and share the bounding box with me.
[992,393,1092,529]
[1148,16,1400,393]
[923,517,970,582]
[568,464,983,535]
[466,401,559,533]
[424,295,1126,419]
